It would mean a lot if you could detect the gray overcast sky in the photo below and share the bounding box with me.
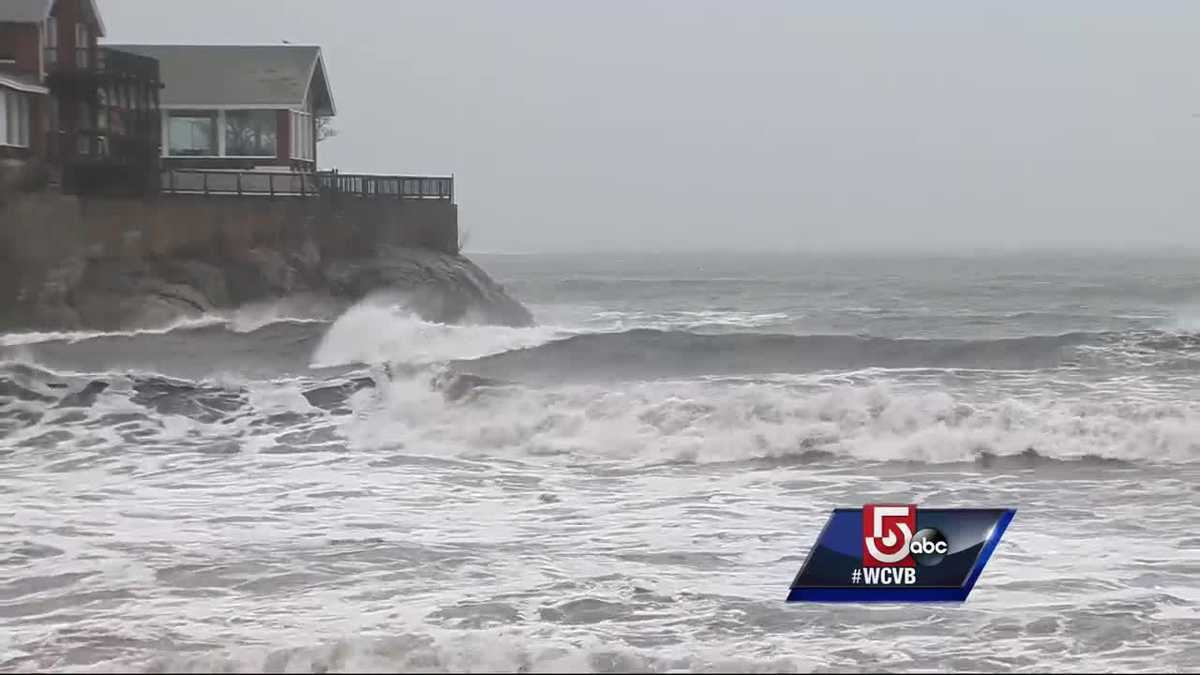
[99,0,1200,253]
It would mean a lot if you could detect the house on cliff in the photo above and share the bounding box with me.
[105,44,336,174]
[2,1,335,195]
[0,0,162,194]
[2,0,451,205]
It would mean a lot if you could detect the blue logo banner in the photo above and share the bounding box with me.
[787,506,1016,603]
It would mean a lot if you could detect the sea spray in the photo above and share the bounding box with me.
[310,295,567,368]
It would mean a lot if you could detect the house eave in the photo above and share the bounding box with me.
[303,50,336,117]
[85,0,106,37]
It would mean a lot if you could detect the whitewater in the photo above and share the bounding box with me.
[0,251,1197,672]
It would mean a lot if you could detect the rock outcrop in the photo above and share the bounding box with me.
[0,244,533,331]
[0,189,533,331]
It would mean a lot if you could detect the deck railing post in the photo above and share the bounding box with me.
[269,173,275,199]
[203,172,208,196]
[236,172,242,196]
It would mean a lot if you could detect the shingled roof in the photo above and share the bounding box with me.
[103,44,336,115]
[0,0,106,36]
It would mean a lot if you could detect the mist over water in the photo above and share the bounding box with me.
[1,252,1198,672]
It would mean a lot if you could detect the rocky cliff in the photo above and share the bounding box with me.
[0,186,533,331]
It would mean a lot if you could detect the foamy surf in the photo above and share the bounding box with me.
[335,374,1200,465]
[3,252,1200,672]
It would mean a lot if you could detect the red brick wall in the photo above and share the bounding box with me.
[52,0,100,55]
[29,93,46,161]
[0,23,42,76]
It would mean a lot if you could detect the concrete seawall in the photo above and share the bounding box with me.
[0,190,533,330]
[1,193,459,263]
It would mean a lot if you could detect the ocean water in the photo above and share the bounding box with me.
[1,250,1198,672]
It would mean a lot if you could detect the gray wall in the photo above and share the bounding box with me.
[1,192,459,263]
[0,191,458,327]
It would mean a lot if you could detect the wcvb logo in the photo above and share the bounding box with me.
[862,504,916,567]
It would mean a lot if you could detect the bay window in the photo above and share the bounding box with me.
[163,108,300,159]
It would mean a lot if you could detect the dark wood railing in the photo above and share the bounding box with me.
[47,129,159,164]
[160,169,454,201]
[316,170,453,201]
[45,47,161,83]
[161,170,317,197]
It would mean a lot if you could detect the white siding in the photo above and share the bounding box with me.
[289,110,314,161]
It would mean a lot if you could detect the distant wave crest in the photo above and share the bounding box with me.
[451,328,1108,382]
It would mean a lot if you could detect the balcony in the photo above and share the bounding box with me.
[47,128,160,165]
[45,47,161,85]
[159,169,454,201]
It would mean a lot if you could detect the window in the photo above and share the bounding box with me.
[167,111,218,156]
[0,89,32,148]
[225,110,277,156]
[44,17,57,67]
[75,23,91,68]
[21,94,30,146]
[75,22,91,63]
[303,116,313,160]
[290,110,314,161]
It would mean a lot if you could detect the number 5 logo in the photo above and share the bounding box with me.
[863,504,916,567]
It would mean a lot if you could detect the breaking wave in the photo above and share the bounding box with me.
[450,328,1115,383]
[341,372,1200,465]
[7,298,1200,468]
[6,357,1199,466]
[310,301,568,367]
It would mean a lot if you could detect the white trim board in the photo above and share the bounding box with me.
[0,77,49,96]
[302,50,336,116]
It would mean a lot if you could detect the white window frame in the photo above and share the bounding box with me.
[75,23,90,68]
[43,17,58,72]
[223,109,278,159]
[162,106,282,159]
[0,89,32,149]
[20,93,30,146]
[164,109,219,157]
[289,110,314,161]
